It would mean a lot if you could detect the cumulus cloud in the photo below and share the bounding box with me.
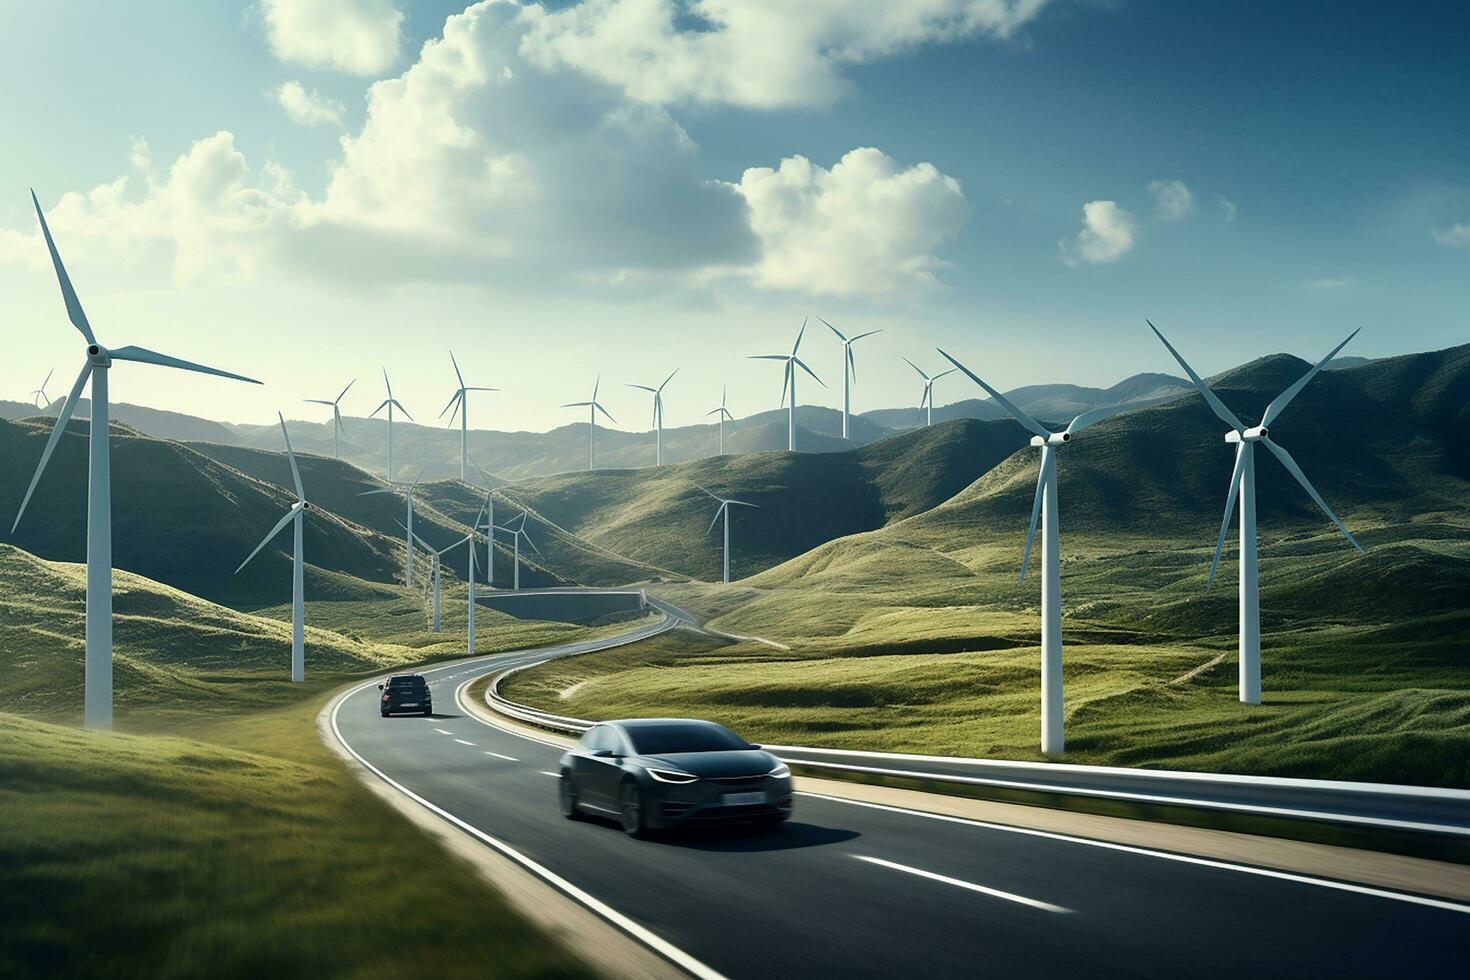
[725,148,969,297]
[1147,178,1195,221]
[1217,194,1237,223]
[1059,200,1136,266]
[273,81,346,127]
[259,0,403,75]
[305,0,755,278]
[11,134,300,282]
[1432,223,1469,247]
[518,0,1051,109]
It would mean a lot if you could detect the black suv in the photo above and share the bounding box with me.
[378,674,432,717]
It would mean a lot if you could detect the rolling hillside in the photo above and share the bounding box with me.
[861,371,1193,430]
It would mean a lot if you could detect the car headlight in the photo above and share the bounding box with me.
[646,767,699,784]
[768,763,791,778]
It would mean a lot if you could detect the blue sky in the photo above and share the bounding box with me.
[2,1,1466,431]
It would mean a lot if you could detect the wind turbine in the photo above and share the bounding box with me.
[29,368,54,411]
[1148,321,1363,705]
[403,523,469,633]
[235,414,311,682]
[497,511,541,590]
[749,319,825,451]
[698,486,757,584]
[439,351,498,482]
[470,456,499,588]
[369,368,412,481]
[360,466,427,588]
[12,190,261,729]
[818,317,880,440]
[561,374,616,470]
[938,348,1123,756]
[902,357,956,428]
[304,378,354,459]
[627,369,678,466]
[705,386,736,456]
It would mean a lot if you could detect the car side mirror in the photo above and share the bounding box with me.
[377,683,384,690]
[746,743,762,750]
[590,748,616,758]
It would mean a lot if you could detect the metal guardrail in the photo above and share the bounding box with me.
[483,659,1470,839]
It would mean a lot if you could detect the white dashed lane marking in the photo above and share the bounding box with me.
[454,739,476,746]
[484,751,519,761]
[853,856,1072,914]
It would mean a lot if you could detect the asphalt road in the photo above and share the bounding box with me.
[332,618,1468,979]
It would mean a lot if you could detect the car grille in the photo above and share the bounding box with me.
[709,775,767,788]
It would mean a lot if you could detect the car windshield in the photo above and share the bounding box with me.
[627,722,749,754]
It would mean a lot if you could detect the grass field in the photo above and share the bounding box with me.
[0,543,660,978]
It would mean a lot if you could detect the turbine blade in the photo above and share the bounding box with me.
[562,401,592,408]
[694,483,720,501]
[410,465,428,489]
[779,360,791,407]
[936,349,1050,439]
[31,190,96,344]
[933,368,956,380]
[303,399,335,406]
[1146,321,1246,431]
[12,361,92,532]
[902,356,929,381]
[42,368,54,387]
[336,378,356,403]
[395,519,434,554]
[449,350,465,389]
[660,368,678,391]
[382,367,392,398]
[522,529,542,558]
[847,344,856,381]
[1019,447,1051,584]
[708,502,727,535]
[593,402,617,424]
[1261,437,1363,552]
[850,329,881,343]
[235,506,298,574]
[748,354,788,361]
[793,317,807,355]
[793,357,825,387]
[818,316,847,343]
[592,373,600,401]
[390,398,413,421]
[369,399,390,418]
[334,406,345,437]
[1064,404,1127,436]
[727,499,757,508]
[1261,328,1361,428]
[1207,444,1247,592]
[627,384,657,393]
[109,346,261,385]
[439,389,463,419]
[278,412,304,500]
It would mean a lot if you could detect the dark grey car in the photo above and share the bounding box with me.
[558,719,793,837]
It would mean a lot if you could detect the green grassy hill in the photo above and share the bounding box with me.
[478,418,1029,583]
[862,371,1193,430]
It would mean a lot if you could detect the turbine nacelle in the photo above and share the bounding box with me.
[86,344,110,365]
[1225,426,1270,443]
[1031,432,1071,447]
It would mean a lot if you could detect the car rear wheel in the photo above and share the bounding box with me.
[559,775,581,820]
[380,709,389,717]
[619,780,648,838]
[422,706,432,716]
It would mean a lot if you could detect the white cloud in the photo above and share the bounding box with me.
[1431,223,1469,247]
[725,148,969,297]
[1217,194,1237,223]
[274,81,346,127]
[11,134,300,283]
[1059,200,1136,266]
[1147,178,1195,221]
[518,0,1051,109]
[259,0,403,75]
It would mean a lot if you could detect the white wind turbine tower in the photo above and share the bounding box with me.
[403,523,470,633]
[439,350,498,482]
[818,317,881,440]
[29,368,54,410]
[497,511,542,590]
[939,348,1123,756]
[1149,321,1363,705]
[749,319,825,451]
[698,486,757,584]
[235,414,312,682]
[470,456,499,588]
[360,466,428,588]
[706,386,735,455]
[627,369,678,466]
[12,190,261,729]
[903,357,956,428]
[304,378,355,459]
[462,513,485,655]
[561,374,616,470]
[370,368,413,481]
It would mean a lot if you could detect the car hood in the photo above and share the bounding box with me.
[637,750,778,778]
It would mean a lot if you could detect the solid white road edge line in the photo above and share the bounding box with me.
[807,794,1470,916]
[455,657,1470,916]
[330,680,726,980]
[853,855,1072,914]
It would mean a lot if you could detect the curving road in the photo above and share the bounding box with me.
[330,609,1467,979]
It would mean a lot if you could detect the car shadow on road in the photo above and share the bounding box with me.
[380,712,462,720]
[653,822,859,852]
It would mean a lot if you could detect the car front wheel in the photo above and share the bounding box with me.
[619,780,649,838]
[559,775,581,820]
